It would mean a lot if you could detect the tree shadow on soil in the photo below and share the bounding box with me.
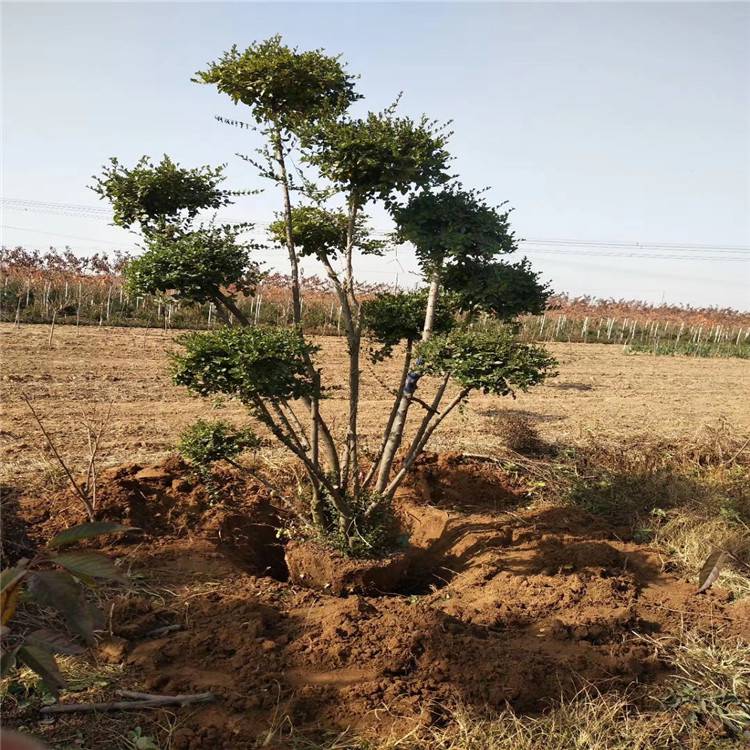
[0,484,35,566]
[566,466,727,528]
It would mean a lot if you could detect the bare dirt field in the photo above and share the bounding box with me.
[2,323,749,749]
[2,323,748,487]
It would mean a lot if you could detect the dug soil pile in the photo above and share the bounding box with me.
[6,453,749,748]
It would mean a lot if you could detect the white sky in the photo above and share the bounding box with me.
[2,2,749,309]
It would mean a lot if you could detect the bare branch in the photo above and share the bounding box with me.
[383,386,471,499]
[40,692,215,714]
[22,393,95,521]
[363,340,413,488]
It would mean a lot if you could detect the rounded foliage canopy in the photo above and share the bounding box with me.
[392,184,550,320]
[391,185,516,273]
[416,329,557,396]
[91,155,230,235]
[305,112,451,206]
[195,36,360,133]
[268,205,384,260]
[442,257,551,319]
[178,419,261,469]
[362,289,454,359]
[172,326,318,402]
[125,226,261,303]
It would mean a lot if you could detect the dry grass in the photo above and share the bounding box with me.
[641,629,750,738]
[0,654,123,708]
[558,424,750,597]
[492,412,546,455]
[3,323,750,492]
[280,694,726,750]
[653,513,750,598]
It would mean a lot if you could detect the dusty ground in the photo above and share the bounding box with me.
[2,323,749,489]
[3,453,749,749]
[2,324,749,749]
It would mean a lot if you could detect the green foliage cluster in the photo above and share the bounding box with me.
[417,329,557,396]
[172,326,318,403]
[178,419,261,473]
[91,155,230,235]
[392,184,515,272]
[195,35,360,133]
[267,206,384,260]
[443,257,551,319]
[362,289,454,360]
[304,112,451,206]
[125,226,262,303]
[1,523,131,696]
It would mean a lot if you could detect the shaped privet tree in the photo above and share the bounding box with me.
[91,155,263,326]
[95,36,556,554]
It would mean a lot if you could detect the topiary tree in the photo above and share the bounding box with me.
[93,157,263,324]
[91,155,231,237]
[125,226,262,325]
[95,36,556,555]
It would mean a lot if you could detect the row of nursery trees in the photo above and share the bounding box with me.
[93,36,556,553]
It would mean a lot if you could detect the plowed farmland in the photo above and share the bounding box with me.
[2,323,749,750]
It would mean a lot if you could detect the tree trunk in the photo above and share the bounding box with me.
[342,199,362,494]
[374,267,442,493]
[272,129,341,484]
[363,339,413,488]
[384,387,471,498]
[216,291,250,326]
[422,272,441,342]
[273,132,303,327]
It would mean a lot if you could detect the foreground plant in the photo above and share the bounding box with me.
[1,523,131,695]
[643,629,750,738]
[94,36,556,554]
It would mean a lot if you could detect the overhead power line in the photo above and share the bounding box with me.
[2,197,113,218]
[1,224,138,250]
[519,237,750,253]
[3,197,750,261]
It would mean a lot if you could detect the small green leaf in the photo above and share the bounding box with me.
[17,645,65,697]
[1,646,19,677]
[52,552,124,582]
[49,522,136,549]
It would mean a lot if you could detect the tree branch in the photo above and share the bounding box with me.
[22,393,95,521]
[40,692,215,714]
[363,339,413,488]
[273,129,303,327]
[252,397,351,523]
[216,291,251,326]
[384,386,471,498]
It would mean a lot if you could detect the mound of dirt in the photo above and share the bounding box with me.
[286,539,411,595]
[5,454,749,748]
[397,451,524,511]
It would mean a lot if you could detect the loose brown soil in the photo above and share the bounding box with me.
[2,324,749,747]
[3,453,748,748]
